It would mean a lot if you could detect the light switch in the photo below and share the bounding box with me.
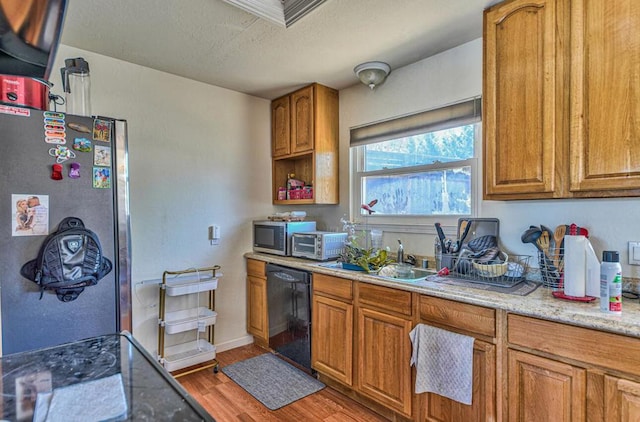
[629,241,640,265]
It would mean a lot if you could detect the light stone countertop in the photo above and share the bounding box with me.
[246,252,640,339]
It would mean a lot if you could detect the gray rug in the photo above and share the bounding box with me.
[221,353,325,410]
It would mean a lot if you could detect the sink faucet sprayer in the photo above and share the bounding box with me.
[397,239,404,264]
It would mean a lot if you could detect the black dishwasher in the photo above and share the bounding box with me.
[266,264,312,371]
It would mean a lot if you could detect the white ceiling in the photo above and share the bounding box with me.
[59,0,500,100]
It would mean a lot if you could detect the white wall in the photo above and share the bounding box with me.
[325,38,640,279]
[51,45,273,354]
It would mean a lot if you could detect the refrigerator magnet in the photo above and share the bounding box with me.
[69,163,80,179]
[48,145,76,163]
[67,122,91,133]
[93,145,111,167]
[92,167,111,189]
[51,164,63,180]
[73,138,92,152]
[92,119,112,142]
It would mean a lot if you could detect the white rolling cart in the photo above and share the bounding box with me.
[157,265,221,377]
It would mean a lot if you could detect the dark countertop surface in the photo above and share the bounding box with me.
[246,252,640,339]
[0,332,214,421]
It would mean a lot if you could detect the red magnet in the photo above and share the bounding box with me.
[51,164,63,180]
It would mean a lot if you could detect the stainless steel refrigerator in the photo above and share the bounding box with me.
[0,106,131,354]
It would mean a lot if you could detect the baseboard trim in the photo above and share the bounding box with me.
[214,335,254,353]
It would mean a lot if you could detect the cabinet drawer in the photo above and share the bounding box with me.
[419,295,495,338]
[508,314,640,377]
[358,283,412,316]
[246,259,266,277]
[313,273,353,301]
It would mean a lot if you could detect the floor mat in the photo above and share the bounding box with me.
[221,353,324,410]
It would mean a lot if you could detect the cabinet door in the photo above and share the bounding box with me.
[357,307,412,417]
[508,349,586,422]
[290,85,314,155]
[247,275,268,344]
[423,340,496,422]
[569,0,640,194]
[483,0,566,199]
[604,375,640,421]
[272,95,290,157]
[311,294,353,385]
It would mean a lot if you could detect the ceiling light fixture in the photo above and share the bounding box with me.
[354,61,391,90]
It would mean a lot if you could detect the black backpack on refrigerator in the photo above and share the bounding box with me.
[20,217,113,302]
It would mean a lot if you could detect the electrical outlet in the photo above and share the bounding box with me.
[629,241,640,266]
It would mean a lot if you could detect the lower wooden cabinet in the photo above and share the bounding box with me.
[311,294,353,385]
[423,340,496,422]
[356,283,413,417]
[311,274,354,385]
[508,314,640,422]
[604,376,640,421]
[417,295,498,422]
[246,259,268,346]
[508,349,586,422]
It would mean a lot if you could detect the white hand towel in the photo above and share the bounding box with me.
[409,324,474,405]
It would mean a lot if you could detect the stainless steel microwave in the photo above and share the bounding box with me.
[252,220,316,256]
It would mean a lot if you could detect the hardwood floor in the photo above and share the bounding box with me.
[178,344,388,422]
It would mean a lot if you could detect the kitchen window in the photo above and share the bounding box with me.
[350,97,481,229]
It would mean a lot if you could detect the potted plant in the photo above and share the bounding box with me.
[338,242,394,273]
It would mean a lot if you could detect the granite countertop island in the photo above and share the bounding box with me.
[246,252,640,339]
[0,332,214,422]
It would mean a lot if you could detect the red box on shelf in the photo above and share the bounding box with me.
[288,189,302,200]
[301,186,313,199]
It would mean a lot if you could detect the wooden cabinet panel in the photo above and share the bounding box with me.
[311,294,353,385]
[290,85,314,155]
[246,258,266,278]
[508,349,586,422]
[357,307,413,417]
[246,275,268,344]
[313,273,353,301]
[605,376,640,421]
[271,96,290,157]
[508,314,640,378]
[358,283,412,316]
[569,0,640,194]
[423,340,496,422]
[483,0,566,198]
[418,295,495,338]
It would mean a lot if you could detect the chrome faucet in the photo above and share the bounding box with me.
[397,239,404,263]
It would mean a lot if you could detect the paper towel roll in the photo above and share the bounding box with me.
[585,240,600,297]
[564,235,587,297]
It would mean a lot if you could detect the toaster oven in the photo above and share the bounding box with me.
[291,232,348,261]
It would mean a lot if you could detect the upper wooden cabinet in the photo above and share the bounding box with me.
[569,0,640,196]
[483,0,568,199]
[484,0,640,200]
[271,83,339,205]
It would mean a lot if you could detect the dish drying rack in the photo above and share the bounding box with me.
[157,265,221,376]
[439,254,532,288]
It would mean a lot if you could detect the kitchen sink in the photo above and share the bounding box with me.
[314,262,434,283]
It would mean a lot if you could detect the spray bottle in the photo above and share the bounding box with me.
[600,251,622,314]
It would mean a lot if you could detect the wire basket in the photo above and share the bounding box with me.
[538,249,564,289]
[439,253,531,288]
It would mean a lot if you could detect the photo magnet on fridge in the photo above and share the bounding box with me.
[92,167,111,189]
[92,119,112,142]
[12,194,49,236]
[94,145,111,167]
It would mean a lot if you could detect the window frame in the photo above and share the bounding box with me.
[349,98,482,232]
